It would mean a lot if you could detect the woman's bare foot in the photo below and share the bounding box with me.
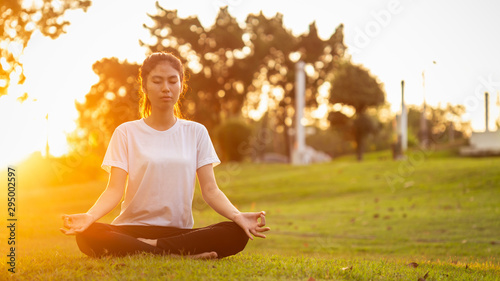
[137,238,218,259]
[173,251,218,260]
[137,238,157,247]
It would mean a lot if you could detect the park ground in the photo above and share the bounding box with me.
[1,148,499,280]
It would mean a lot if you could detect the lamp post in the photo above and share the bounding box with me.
[485,92,489,132]
[420,61,436,149]
[497,92,500,130]
[401,80,407,151]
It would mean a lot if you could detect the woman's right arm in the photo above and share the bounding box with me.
[60,167,127,235]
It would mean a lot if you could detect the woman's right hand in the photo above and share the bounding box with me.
[60,213,95,235]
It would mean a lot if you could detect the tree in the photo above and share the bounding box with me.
[73,5,346,163]
[70,58,140,157]
[142,4,346,158]
[141,4,247,132]
[0,0,91,96]
[329,61,385,161]
[215,119,252,162]
[406,104,470,147]
[241,15,345,159]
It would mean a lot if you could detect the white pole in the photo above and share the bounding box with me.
[485,92,489,132]
[401,80,407,151]
[420,71,428,149]
[293,61,306,165]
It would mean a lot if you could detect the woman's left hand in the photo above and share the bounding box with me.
[233,211,270,240]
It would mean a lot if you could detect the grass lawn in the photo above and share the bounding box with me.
[1,149,499,280]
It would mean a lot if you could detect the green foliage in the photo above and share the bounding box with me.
[306,128,353,157]
[353,112,378,137]
[326,107,394,158]
[215,119,252,162]
[329,61,386,160]
[70,58,140,158]
[427,103,469,141]
[0,0,91,96]
[330,61,385,114]
[328,110,352,129]
[406,104,470,147]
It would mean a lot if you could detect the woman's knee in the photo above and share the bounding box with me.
[75,233,99,257]
[80,222,110,236]
[216,221,247,236]
[215,221,249,255]
[75,223,112,257]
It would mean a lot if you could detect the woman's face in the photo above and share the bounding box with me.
[144,61,182,111]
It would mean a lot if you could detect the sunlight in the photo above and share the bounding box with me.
[311,82,330,120]
[0,94,45,167]
[0,0,158,166]
[2,75,77,164]
[248,86,270,121]
[0,57,9,72]
[7,40,23,58]
[1,28,100,166]
[311,103,328,119]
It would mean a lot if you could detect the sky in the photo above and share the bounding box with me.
[1,0,500,167]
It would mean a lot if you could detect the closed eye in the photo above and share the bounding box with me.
[150,74,179,84]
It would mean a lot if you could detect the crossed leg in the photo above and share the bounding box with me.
[75,221,248,259]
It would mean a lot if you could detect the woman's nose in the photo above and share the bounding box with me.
[162,82,170,92]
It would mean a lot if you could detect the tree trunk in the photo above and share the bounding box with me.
[283,121,291,164]
[353,110,369,162]
[356,135,365,161]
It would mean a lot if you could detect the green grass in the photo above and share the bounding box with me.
[1,149,499,280]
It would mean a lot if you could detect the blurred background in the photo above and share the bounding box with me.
[1,0,500,186]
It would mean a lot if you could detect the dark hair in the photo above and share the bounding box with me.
[138,52,187,118]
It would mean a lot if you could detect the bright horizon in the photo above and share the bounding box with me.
[1,0,500,167]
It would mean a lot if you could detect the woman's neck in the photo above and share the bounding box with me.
[144,111,177,131]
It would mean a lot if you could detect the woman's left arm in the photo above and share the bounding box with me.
[197,164,270,240]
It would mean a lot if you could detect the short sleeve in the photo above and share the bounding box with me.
[101,126,129,173]
[196,124,221,169]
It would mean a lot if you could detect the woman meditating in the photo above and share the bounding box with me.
[60,52,270,259]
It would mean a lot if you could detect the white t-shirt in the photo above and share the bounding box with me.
[101,118,220,228]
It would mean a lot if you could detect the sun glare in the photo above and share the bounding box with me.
[0,89,76,168]
[1,30,97,167]
[0,93,45,167]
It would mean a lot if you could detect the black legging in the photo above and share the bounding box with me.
[75,221,249,259]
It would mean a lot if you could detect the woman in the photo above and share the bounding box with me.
[60,52,270,259]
